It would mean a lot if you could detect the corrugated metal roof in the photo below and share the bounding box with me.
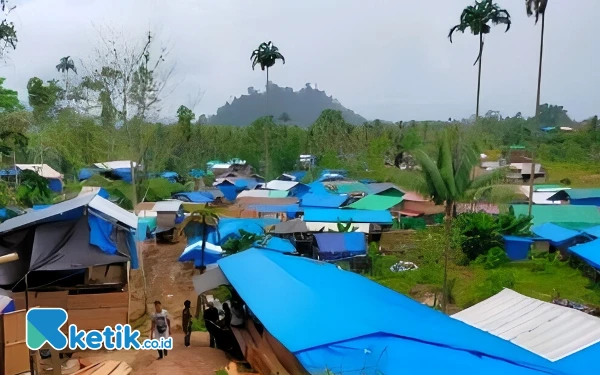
[511,204,600,228]
[347,194,404,210]
[368,183,404,195]
[265,180,299,191]
[452,288,600,361]
[237,190,289,198]
[153,200,183,212]
[15,164,63,179]
[518,186,562,204]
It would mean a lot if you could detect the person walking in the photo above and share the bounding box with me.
[182,300,193,347]
[221,302,232,328]
[150,300,171,360]
[203,301,219,348]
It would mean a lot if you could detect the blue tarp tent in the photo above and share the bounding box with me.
[179,240,224,267]
[112,168,132,183]
[314,232,367,261]
[531,223,583,246]
[160,171,179,183]
[185,218,281,246]
[503,236,533,260]
[303,208,393,224]
[172,191,214,203]
[0,294,15,314]
[300,193,347,208]
[569,239,600,269]
[216,181,240,201]
[217,249,564,375]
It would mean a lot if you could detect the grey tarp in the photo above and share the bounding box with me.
[29,217,129,271]
[271,219,309,234]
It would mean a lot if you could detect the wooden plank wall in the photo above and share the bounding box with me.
[0,310,29,375]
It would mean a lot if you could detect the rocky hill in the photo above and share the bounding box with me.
[208,83,367,126]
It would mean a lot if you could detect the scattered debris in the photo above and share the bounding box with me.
[553,298,600,316]
[72,360,132,375]
[390,261,418,272]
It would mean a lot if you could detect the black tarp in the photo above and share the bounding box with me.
[30,217,129,271]
[0,228,33,285]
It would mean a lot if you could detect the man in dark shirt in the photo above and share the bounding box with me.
[203,302,219,348]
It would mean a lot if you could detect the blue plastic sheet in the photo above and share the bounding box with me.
[569,239,600,269]
[300,193,346,208]
[531,223,582,246]
[314,232,366,261]
[218,249,563,375]
[584,225,600,238]
[112,168,132,183]
[216,181,239,201]
[126,231,139,269]
[88,215,117,254]
[47,178,63,193]
[160,171,179,183]
[172,191,214,203]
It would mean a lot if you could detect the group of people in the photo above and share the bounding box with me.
[148,295,246,361]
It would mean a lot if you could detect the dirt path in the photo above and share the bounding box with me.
[74,333,229,375]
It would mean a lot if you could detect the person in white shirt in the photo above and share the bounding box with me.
[150,300,171,360]
[230,300,245,328]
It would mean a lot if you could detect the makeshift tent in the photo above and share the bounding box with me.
[265,180,299,191]
[452,288,600,362]
[531,223,584,246]
[300,193,347,208]
[557,342,600,370]
[305,222,372,233]
[160,171,179,183]
[569,239,600,270]
[214,249,564,375]
[216,181,240,201]
[306,182,332,196]
[172,191,215,203]
[503,236,533,260]
[547,189,600,206]
[13,164,64,193]
[313,232,367,261]
[0,294,14,314]
[367,182,404,195]
[518,186,561,205]
[303,208,393,224]
[0,192,138,285]
[511,205,600,229]
[185,218,280,246]
[334,182,371,194]
[246,204,300,215]
[179,240,224,266]
[253,237,295,253]
[347,189,404,210]
[270,219,309,234]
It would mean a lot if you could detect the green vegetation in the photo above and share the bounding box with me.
[375,226,600,310]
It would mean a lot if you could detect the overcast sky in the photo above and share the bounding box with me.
[2,0,598,122]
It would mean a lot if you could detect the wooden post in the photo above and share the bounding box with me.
[50,347,61,375]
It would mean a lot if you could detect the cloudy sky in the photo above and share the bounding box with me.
[2,0,598,122]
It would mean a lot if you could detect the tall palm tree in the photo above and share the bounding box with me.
[449,0,511,121]
[56,56,77,102]
[526,0,548,216]
[414,129,503,313]
[251,41,285,178]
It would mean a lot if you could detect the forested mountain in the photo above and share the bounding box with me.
[208,83,367,126]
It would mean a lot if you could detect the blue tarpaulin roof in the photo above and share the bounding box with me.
[216,181,239,201]
[172,191,214,203]
[300,193,347,208]
[569,239,600,269]
[307,182,332,195]
[583,226,600,238]
[217,249,564,375]
[160,171,179,183]
[314,232,366,261]
[186,218,281,246]
[503,236,534,261]
[303,208,393,224]
[253,237,296,253]
[531,223,583,246]
[179,240,224,266]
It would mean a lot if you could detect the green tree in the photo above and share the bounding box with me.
[413,128,502,313]
[0,1,17,58]
[278,112,291,123]
[27,77,62,121]
[449,0,511,121]
[251,41,285,178]
[56,56,77,102]
[177,105,195,142]
[0,77,22,112]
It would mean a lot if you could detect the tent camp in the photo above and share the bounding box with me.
[0,164,64,192]
[193,247,566,375]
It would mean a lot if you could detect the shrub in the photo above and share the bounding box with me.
[476,269,516,301]
[474,247,511,269]
[191,317,206,332]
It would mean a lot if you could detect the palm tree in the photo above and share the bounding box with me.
[526,0,548,216]
[414,129,503,313]
[56,56,77,102]
[449,0,511,121]
[251,41,285,178]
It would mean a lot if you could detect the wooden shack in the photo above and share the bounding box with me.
[0,310,28,375]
